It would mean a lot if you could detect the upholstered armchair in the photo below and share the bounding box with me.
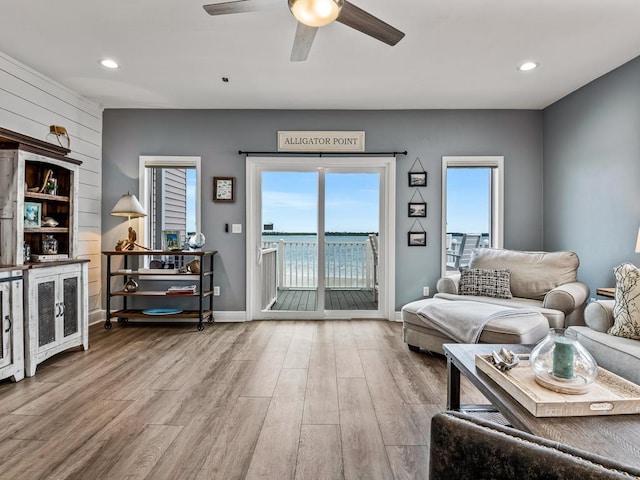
[403,248,589,354]
[430,411,640,479]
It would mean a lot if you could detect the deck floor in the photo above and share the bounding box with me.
[272,289,377,311]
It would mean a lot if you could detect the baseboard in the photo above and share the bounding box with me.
[213,311,248,322]
[89,309,104,326]
[90,310,400,324]
[89,309,248,325]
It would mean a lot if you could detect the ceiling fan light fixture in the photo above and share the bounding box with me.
[518,61,539,72]
[100,58,120,69]
[288,0,344,27]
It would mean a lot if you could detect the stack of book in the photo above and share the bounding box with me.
[30,253,70,262]
[166,285,197,295]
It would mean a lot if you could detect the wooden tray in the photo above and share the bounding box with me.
[475,354,640,417]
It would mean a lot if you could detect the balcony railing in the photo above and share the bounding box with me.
[261,239,376,289]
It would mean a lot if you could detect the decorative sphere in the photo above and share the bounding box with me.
[188,232,205,249]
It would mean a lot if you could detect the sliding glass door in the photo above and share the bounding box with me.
[246,157,395,320]
[324,172,380,311]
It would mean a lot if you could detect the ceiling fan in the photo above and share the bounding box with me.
[203,0,405,61]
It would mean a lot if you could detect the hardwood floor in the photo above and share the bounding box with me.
[0,320,487,480]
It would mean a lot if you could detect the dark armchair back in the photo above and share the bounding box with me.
[429,412,640,480]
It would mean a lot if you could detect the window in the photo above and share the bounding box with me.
[441,156,503,276]
[139,156,201,251]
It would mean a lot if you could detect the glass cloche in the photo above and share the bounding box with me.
[529,328,598,394]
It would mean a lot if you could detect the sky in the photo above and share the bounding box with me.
[186,168,196,232]
[260,168,490,234]
[262,172,380,233]
[446,168,490,234]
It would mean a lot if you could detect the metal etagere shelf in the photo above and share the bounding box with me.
[102,250,217,331]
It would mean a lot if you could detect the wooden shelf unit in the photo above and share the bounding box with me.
[23,159,74,259]
[103,250,217,331]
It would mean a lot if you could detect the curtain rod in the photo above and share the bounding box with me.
[238,150,407,157]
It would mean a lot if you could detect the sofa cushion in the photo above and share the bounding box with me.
[402,298,549,346]
[609,263,640,339]
[568,325,640,385]
[459,268,512,299]
[434,293,565,329]
[469,248,579,301]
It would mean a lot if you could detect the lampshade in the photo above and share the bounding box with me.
[636,227,640,253]
[110,193,147,218]
[288,0,344,27]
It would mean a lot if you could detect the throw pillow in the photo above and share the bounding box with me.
[608,263,640,339]
[459,268,512,299]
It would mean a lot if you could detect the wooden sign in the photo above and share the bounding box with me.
[277,131,365,152]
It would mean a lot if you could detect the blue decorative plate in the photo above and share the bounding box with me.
[142,308,183,316]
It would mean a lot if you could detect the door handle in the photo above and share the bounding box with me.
[4,315,10,333]
[56,303,62,318]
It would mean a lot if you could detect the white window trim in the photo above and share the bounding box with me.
[441,156,504,277]
[138,155,202,251]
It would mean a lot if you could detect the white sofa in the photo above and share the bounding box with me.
[569,300,640,385]
[402,248,590,353]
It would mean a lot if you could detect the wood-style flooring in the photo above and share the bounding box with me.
[0,320,486,480]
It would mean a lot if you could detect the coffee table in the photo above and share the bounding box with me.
[443,343,640,469]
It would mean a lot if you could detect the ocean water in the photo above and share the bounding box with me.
[262,234,376,287]
[262,234,372,244]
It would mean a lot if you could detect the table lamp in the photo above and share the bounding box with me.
[110,193,147,250]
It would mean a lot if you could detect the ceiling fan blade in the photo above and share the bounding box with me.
[290,22,318,62]
[203,0,281,16]
[336,1,405,46]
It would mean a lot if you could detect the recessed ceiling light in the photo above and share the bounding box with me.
[100,59,119,69]
[518,61,538,72]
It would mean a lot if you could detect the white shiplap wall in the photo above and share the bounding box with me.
[0,50,103,321]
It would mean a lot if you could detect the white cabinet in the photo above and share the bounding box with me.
[24,262,88,377]
[0,269,24,382]
[0,127,88,379]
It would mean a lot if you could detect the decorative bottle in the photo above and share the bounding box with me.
[42,234,59,255]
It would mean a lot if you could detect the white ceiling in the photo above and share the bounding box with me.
[2,0,640,110]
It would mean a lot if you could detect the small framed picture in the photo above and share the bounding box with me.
[408,172,427,187]
[408,231,427,247]
[214,176,235,202]
[162,230,181,251]
[24,202,42,228]
[408,202,427,217]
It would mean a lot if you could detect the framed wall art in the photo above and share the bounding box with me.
[408,171,427,187]
[408,219,427,247]
[24,202,42,228]
[213,176,235,203]
[408,202,427,217]
[408,157,427,187]
[408,231,427,247]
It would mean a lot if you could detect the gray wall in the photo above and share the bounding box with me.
[543,55,640,295]
[102,109,543,312]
